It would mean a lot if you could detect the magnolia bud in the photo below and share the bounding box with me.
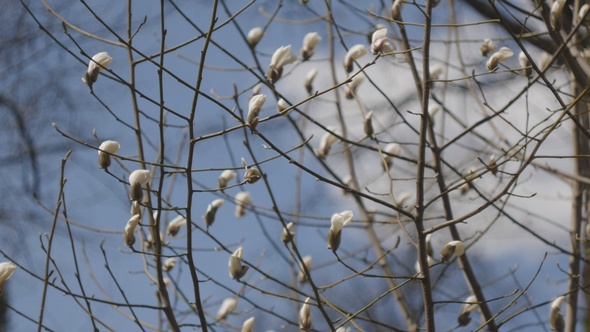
[217,297,237,320]
[129,170,151,201]
[218,170,237,190]
[343,45,367,73]
[97,140,120,169]
[479,39,496,57]
[391,0,403,20]
[458,295,478,326]
[486,47,513,72]
[281,222,295,243]
[298,255,312,283]
[550,0,566,31]
[267,45,297,83]
[580,4,590,20]
[167,215,187,237]
[228,247,249,280]
[518,51,531,77]
[363,111,374,138]
[244,168,261,184]
[440,240,465,262]
[82,52,112,87]
[162,258,177,272]
[247,27,263,47]
[299,297,312,330]
[123,214,140,247]
[383,142,403,170]
[247,94,266,130]
[345,75,364,99]
[241,317,255,332]
[203,199,224,228]
[327,210,353,252]
[371,28,394,54]
[549,296,565,332]
[277,98,289,114]
[301,32,321,61]
[304,68,318,95]
[0,261,17,295]
[235,192,251,218]
[314,126,338,159]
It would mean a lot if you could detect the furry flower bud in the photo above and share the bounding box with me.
[281,222,295,243]
[486,47,513,72]
[301,32,321,61]
[162,258,177,272]
[299,297,312,330]
[241,317,255,332]
[235,192,251,218]
[267,45,297,83]
[314,126,338,159]
[247,94,266,130]
[97,140,120,169]
[244,168,261,184]
[345,75,364,99]
[304,68,318,95]
[519,51,532,77]
[247,27,263,47]
[391,0,404,20]
[371,28,394,54]
[383,142,403,170]
[203,199,224,228]
[129,170,151,201]
[167,215,187,237]
[228,247,249,280]
[82,52,112,87]
[277,98,289,114]
[458,295,479,326]
[343,44,367,73]
[440,240,465,262]
[549,296,565,332]
[218,170,237,190]
[479,39,495,57]
[0,261,16,295]
[298,255,312,283]
[123,214,141,247]
[327,210,353,252]
[217,297,237,320]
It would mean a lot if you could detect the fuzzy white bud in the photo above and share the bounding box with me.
[217,297,237,320]
[440,240,465,262]
[97,140,120,169]
[235,192,251,218]
[82,52,112,87]
[343,44,367,73]
[486,47,513,72]
[301,32,321,60]
[247,27,263,47]
[218,170,237,189]
[167,215,187,237]
[299,297,312,330]
[228,247,249,280]
[203,199,224,228]
[267,45,297,83]
[247,94,266,130]
[0,261,17,295]
[327,210,353,252]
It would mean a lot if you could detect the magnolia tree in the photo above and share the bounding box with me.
[3,0,590,331]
